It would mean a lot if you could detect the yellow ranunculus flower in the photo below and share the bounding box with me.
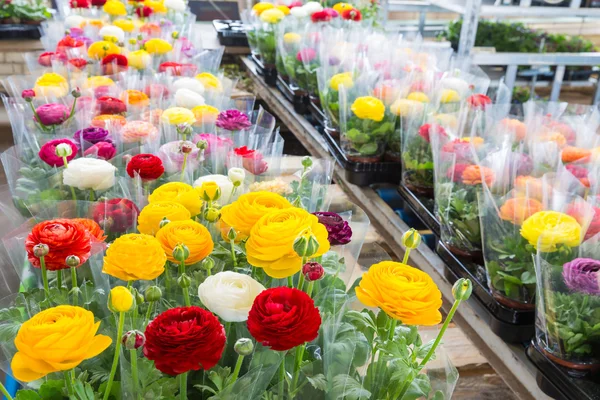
[283,32,301,45]
[433,113,458,130]
[102,233,167,281]
[87,40,121,60]
[246,208,330,278]
[259,8,286,24]
[329,72,353,91]
[276,5,290,15]
[195,72,222,91]
[83,75,115,89]
[103,0,127,16]
[252,2,274,15]
[109,286,134,312]
[198,181,220,201]
[161,107,196,126]
[34,73,69,97]
[156,220,214,264]
[390,98,424,117]
[144,38,173,55]
[11,306,112,382]
[356,261,442,325]
[127,49,151,69]
[220,191,293,239]
[520,211,582,252]
[114,18,135,32]
[144,0,167,12]
[81,19,104,29]
[333,2,353,13]
[149,182,202,216]
[351,96,385,122]
[406,91,430,103]
[440,89,460,103]
[138,201,191,235]
[192,105,219,125]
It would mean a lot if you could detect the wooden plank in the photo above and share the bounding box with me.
[241,55,550,400]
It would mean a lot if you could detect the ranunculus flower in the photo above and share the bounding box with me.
[127,49,151,69]
[418,123,447,143]
[567,204,600,241]
[461,165,495,186]
[159,62,197,76]
[441,139,473,162]
[137,201,191,235]
[135,4,153,17]
[126,154,164,180]
[566,164,590,187]
[351,96,385,122]
[70,0,90,8]
[93,198,139,233]
[57,35,84,52]
[35,104,71,126]
[233,146,269,175]
[193,174,234,203]
[499,197,544,226]
[84,141,116,160]
[148,182,202,216]
[174,78,206,95]
[97,96,127,115]
[196,72,222,91]
[164,0,186,11]
[91,0,106,5]
[74,127,111,145]
[501,118,527,142]
[514,152,534,176]
[87,40,121,60]
[312,211,352,245]
[296,48,316,63]
[102,233,166,281]
[101,54,128,75]
[341,8,361,21]
[220,192,293,240]
[467,94,491,110]
[38,51,67,67]
[68,58,88,70]
[158,140,200,173]
[72,218,107,242]
[192,133,231,154]
[356,261,442,325]
[156,220,214,264]
[39,138,78,167]
[562,258,600,295]
[311,10,332,22]
[121,120,159,143]
[246,208,330,278]
[144,306,226,375]
[198,271,265,322]
[191,106,220,127]
[63,157,117,191]
[445,163,469,183]
[21,89,35,99]
[521,211,582,252]
[161,107,196,125]
[11,306,111,382]
[121,89,149,107]
[247,287,321,351]
[215,109,251,131]
[174,88,205,109]
[145,84,169,99]
[25,219,92,271]
[144,38,173,55]
[562,146,591,164]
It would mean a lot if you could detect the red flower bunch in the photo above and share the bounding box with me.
[467,94,491,110]
[234,146,268,175]
[247,287,321,351]
[441,139,473,162]
[135,5,153,17]
[158,62,197,76]
[544,120,576,144]
[341,8,361,21]
[70,0,90,8]
[25,219,92,271]
[57,35,84,52]
[296,48,316,63]
[91,0,106,5]
[68,58,88,70]
[311,10,333,22]
[418,123,447,143]
[144,306,226,375]
[97,96,127,115]
[566,164,590,187]
[92,198,139,233]
[126,154,165,180]
[446,163,470,182]
[101,54,128,75]
[568,204,600,241]
[38,52,67,67]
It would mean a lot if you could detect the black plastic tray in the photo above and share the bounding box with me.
[0,24,41,40]
[527,340,600,400]
[320,127,402,186]
[397,185,438,237]
[276,76,310,115]
[309,99,326,129]
[251,53,277,86]
[212,20,249,47]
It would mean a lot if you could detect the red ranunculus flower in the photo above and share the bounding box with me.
[566,164,590,187]
[135,5,153,17]
[568,204,600,241]
[446,163,470,182]
[158,62,197,76]
[57,35,84,52]
[25,219,92,271]
[311,10,332,22]
[101,54,128,75]
[38,52,67,67]
[233,146,268,175]
[97,96,127,115]
[92,198,139,233]
[126,153,165,180]
[296,48,316,63]
[418,123,446,143]
[70,0,90,8]
[68,58,88,70]
[341,8,361,21]
[91,0,106,5]
[144,306,226,375]
[467,94,491,110]
[247,287,321,351]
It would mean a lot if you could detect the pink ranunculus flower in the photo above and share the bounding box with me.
[192,133,233,156]
[296,48,317,63]
[38,138,78,167]
[84,141,116,160]
[158,140,200,173]
[34,103,71,126]
[215,109,252,132]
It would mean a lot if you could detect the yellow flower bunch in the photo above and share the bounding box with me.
[145,0,167,12]
[351,96,385,122]
[252,2,274,15]
[390,98,424,117]
[161,107,196,126]
[138,201,191,235]
[11,306,112,382]
[34,73,69,97]
[277,5,290,14]
[87,40,121,60]
[83,75,115,89]
[103,233,167,281]
[196,72,222,91]
[521,211,582,252]
[406,91,430,103]
[148,182,202,216]
[433,113,458,130]
[192,105,219,126]
[329,72,353,91]
[220,191,293,239]
[103,0,127,16]
[144,38,173,54]
[333,2,353,13]
[156,220,214,264]
[246,208,330,278]
[440,89,460,103]
[260,8,286,24]
[283,32,301,45]
[356,261,443,325]
[127,49,151,69]
[113,19,135,32]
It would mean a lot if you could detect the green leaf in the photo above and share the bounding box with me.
[72,381,94,400]
[432,390,446,400]
[330,374,371,400]
[38,379,65,400]
[416,339,435,360]
[15,390,41,400]
[402,374,431,400]
[208,366,231,391]
[306,374,328,391]
[520,271,536,285]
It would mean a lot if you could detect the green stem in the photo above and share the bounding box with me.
[289,344,305,398]
[287,276,293,288]
[179,261,191,307]
[71,267,78,307]
[180,371,188,400]
[39,256,50,301]
[306,282,315,298]
[103,311,126,400]
[144,301,155,327]
[229,354,245,385]
[63,371,74,396]
[402,247,411,265]
[165,267,172,293]
[57,269,63,289]
[180,153,188,181]
[229,239,238,267]
[388,319,398,341]
[62,158,77,201]
[278,359,285,399]
[130,348,139,399]
[0,381,13,400]
[89,189,95,202]
[297,273,305,292]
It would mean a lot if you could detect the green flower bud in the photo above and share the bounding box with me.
[159,217,170,229]
[144,285,162,302]
[203,207,221,223]
[172,244,190,262]
[134,288,145,305]
[178,273,191,288]
[401,228,421,250]
[55,143,73,158]
[201,257,215,271]
[227,227,237,241]
[301,156,313,169]
[33,243,49,258]
[234,338,254,356]
[71,89,81,98]
[122,330,145,350]
[293,230,319,258]
[65,255,81,268]
[452,278,473,302]
[196,139,208,151]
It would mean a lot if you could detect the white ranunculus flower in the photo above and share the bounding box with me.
[175,88,205,109]
[198,271,265,322]
[289,6,308,17]
[63,157,116,191]
[441,77,470,97]
[193,174,234,204]
[99,25,125,42]
[302,1,323,14]
[173,77,205,95]
[164,0,186,11]
[65,15,84,29]
[227,167,245,186]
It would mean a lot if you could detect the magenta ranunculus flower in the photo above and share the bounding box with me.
[39,138,78,167]
[84,141,116,160]
[192,133,233,155]
[35,103,71,126]
[296,48,317,63]
[21,89,35,99]
[563,258,600,296]
[215,110,252,132]
[312,211,352,245]
[74,127,112,145]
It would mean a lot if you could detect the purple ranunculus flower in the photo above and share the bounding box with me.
[74,127,112,145]
[215,109,252,132]
[34,103,71,126]
[514,152,534,176]
[312,211,352,245]
[563,258,600,296]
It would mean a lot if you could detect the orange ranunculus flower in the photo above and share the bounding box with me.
[72,218,107,242]
[121,89,149,107]
[102,233,166,281]
[541,131,567,148]
[562,146,592,164]
[498,197,544,226]
[140,22,161,36]
[220,191,293,240]
[91,114,127,128]
[356,261,442,325]
[461,165,495,186]
[25,219,91,271]
[514,175,547,201]
[245,208,330,278]
[500,118,527,142]
[155,220,214,264]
